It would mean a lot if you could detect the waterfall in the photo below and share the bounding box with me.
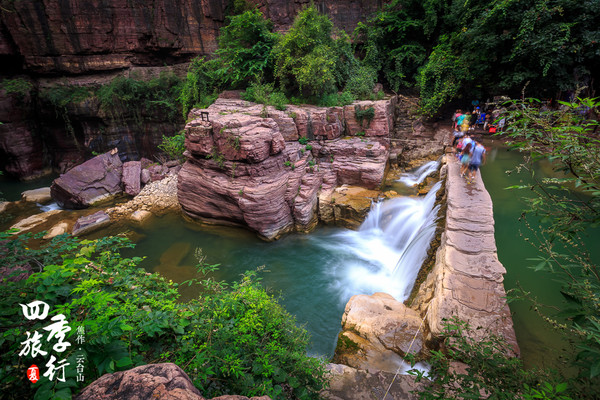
[398,160,440,186]
[319,181,442,303]
[38,202,62,212]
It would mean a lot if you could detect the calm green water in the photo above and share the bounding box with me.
[481,140,600,371]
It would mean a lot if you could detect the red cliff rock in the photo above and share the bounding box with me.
[178,98,393,239]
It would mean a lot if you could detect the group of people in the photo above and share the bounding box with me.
[451,107,505,134]
[454,133,487,184]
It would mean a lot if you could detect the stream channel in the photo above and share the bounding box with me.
[2,141,596,373]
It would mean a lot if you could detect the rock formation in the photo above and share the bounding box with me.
[51,151,124,209]
[177,97,394,240]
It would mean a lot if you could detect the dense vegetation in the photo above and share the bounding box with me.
[356,0,600,115]
[0,232,327,399]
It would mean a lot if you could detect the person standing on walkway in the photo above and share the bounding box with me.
[468,141,486,183]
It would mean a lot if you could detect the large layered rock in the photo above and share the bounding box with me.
[412,158,519,356]
[334,293,425,373]
[50,151,123,209]
[178,99,393,239]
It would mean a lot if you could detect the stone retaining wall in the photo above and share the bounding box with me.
[413,155,519,355]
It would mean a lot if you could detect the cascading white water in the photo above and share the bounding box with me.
[318,181,442,303]
[398,160,440,186]
[38,202,62,212]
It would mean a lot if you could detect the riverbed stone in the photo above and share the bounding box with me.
[21,187,52,204]
[335,293,424,373]
[10,209,62,233]
[122,161,141,196]
[50,150,123,209]
[72,211,111,236]
[43,222,69,239]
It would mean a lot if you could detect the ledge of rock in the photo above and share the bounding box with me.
[21,187,52,204]
[412,155,519,356]
[324,363,422,400]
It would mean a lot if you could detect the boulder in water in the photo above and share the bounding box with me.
[21,187,52,204]
[334,292,425,373]
[72,211,111,236]
[122,161,141,196]
[50,151,123,209]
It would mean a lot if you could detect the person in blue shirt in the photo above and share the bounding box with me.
[468,141,486,183]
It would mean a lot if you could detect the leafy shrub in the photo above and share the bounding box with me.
[179,57,223,118]
[298,137,308,145]
[273,5,355,99]
[1,77,34,101]
[0,232,328,399]
[417,38,469,117]
[354,105,375,128]
[344,65,377,99]
[158,131,186,161]
[241,81,288,110]
[216,9,279,88]
[97,72,182,124]
[408,317,572,400]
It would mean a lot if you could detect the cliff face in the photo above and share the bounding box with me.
[0,0,385,179]
[0,0,383,75]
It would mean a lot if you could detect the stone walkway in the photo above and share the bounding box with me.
[415,155,519,355]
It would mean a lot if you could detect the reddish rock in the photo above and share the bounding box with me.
[345,99,396,137]
[334,293,425,373]
[50,151,123,209]
[122,161,141,196]
[75,363,205,400]
[72,211,111,236]
[148,164,169,182]
[316,137,389,189]
[179,98,394,239]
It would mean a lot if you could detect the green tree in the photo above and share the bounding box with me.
[216,9,279,88]
[273,5,349,98]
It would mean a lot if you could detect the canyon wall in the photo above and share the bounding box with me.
[0,0,384,75]
[0,0,386,180]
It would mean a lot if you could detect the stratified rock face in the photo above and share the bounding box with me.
[0,1,225,74]
[178,98,393,239]
[334,293,424,373]
[413,158,520,356]
[0,0,384,75]
[50,151,123,209]
[75,363,205,400]
[0,83,46,180]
